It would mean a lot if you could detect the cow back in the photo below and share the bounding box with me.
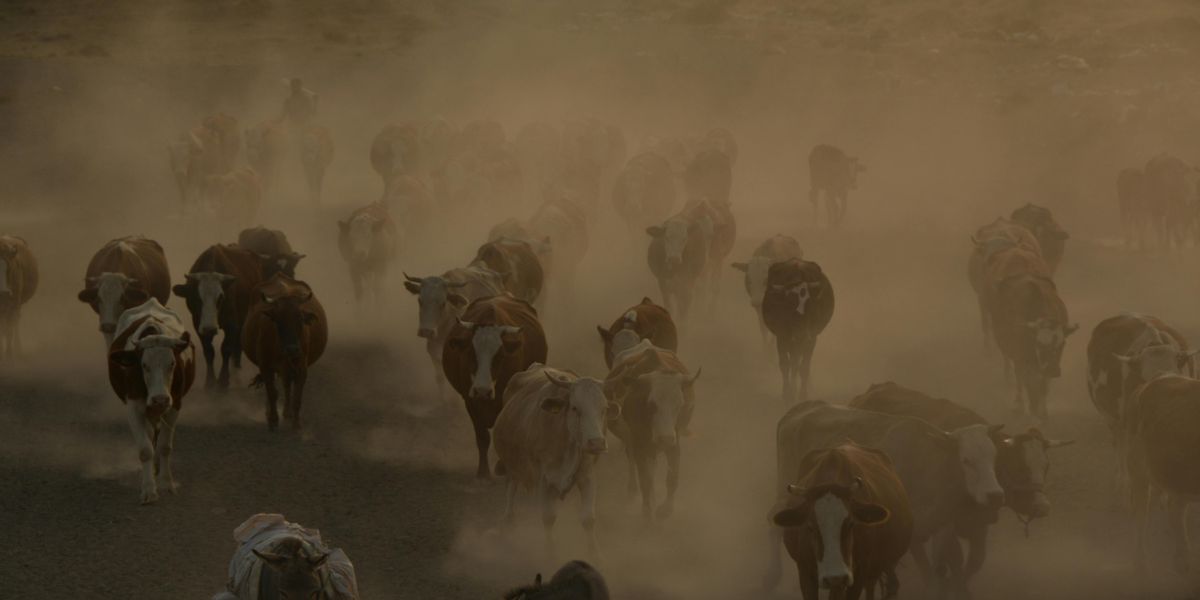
[761,258,834,339]
[849,381,986,431]
[238,227,294,258]
[602,298,678,368]
[85,237,172,304]
[0,235,38,304]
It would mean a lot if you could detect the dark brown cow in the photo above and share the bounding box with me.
[596,297,679,368]
[967,219,1042,348]
[237,226,305,279]
[107,299,195,504]
[337,202,398,303]
[242,275,328,431]
[0,235,37,359]
[472,238,544,306]
[172,244,264,389]
[761,258,835,402]
[442,294,547,478]
[772,443,912,600]
[1010,203,1068,273]
[612,151,676,233]
[299,124,334,205]
[371,123,422,193]
[78,237,172,346]
[808,144,865,227]
[732,235,804,347]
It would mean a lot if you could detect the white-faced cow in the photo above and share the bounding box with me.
[808,144,865,227]
[761,258,834,402]
[596,297,679,369]
[78,237,172,348]
[173,244,263,389]
[403,267,504,392]
[646,203,713,320]
[337,202,398,305]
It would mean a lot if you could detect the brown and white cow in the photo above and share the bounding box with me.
[493,365,619,551]
[808,144,865,228]
[596,297,679,369]
[403,266,505,392]
[237,226,305,279]
[761,258,834,402]
[612,151,676,234]
[245,118,288,195]
[0,235,37,359]
[172,244,264,389]
[442,294,548,478]
[204,166,262,229]
[471,238,544,306]
[1125,375,1200,575]
[967,218,1043,348]
[732,234,803,348]
[78,237,172,347]
[107,299,195,504]
[1087,313,1193,493]
[299,124,334,205]
[772,443,912,600]
[604,343,699,519]
[337,202,398,304]
[242,275,328,431]
[1010,203,1068,273]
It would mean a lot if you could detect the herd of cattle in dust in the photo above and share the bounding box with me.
[4,96,1200,600]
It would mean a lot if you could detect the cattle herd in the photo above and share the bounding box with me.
[3,107,1200,600]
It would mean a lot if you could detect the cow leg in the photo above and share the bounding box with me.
[351,269,364,305]
[578,474,598,554]
[797,338,817,402]
[218,330,237,389]
[909,539,935,587]
[763,527,784,590]
[836,192,849,226]
[883,568,900,599]
[125,402,158,504]
[540,482,558,548]
[976,296,991,351]
[1168,494,1190,574]
[426,337,446,395]
[777,341,794,402]
[289,369,307,430]
[154,407,180,495]
[657,442,680,520]
[472,419,493,479]
[809,187,821,225]
[1130,466,1151,576]
[636,449,657,520]
[263,371,280,431]
[798,564,820,600]
[200,332,217,389]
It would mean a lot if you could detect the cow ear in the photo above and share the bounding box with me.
[404,281,422,295]
[771,506,810,528]
[540,397,567,413]
[78,288,98,303]
[646,226,664,237]
[641,296,654,305]
[446,293,468,308]
[731,262,749,273]
[110,350,140,368]
[172,284,189,298]
[850,501,890,525]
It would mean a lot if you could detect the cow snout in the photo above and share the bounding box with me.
[585,438,608,454]
[100,323,116,334]
[655,434,678,449]
[417,328,434,339]
[149,394,170,407]
[821,574,851,590]
[985,491,1006,509]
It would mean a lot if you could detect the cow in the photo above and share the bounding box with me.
[987,248,1076,419]
[172,244,264,389]
[1117,167,1148,248]
[0,235,37,359]
[732,235,804,348]
[490,193,588,305]
[701,128,738,165]
[299,125,334,205]
[403,267,504,391]
[596,297,679,368]
[1125,375,1200,575]
[612,151,676,233]
[245,118,288,195]
[442,294,547,478]
[1010,203,1068,273]
[493,365,618,551]
[471,238,544,306]
[604,342,699,520]
[683,148,733,207]
[771,443,913,600]
[1142,153,1194,249]
[808,144,865,227]
[214,513,359,600]
[850,382,1073,591]
[370,123,422,194]
[106,299,195,504]
[503,560,610,600]
[78,237,172,347]
[337,202,398,304]
[765,401,1006,598]
[237,226,305,279]
[645,202,713,320]
[761,258,834,402]
[967,219,1043,348]
[242,274,328,431]
[1086,313,1193,494]
[202,113,241,173]
[204,166,262,229]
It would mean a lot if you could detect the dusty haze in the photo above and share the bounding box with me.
[2,0,1200,598]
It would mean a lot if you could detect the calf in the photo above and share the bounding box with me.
[172,244,264,389]
[493,365,618,551]
[808,144,865,227]
[0,235,37,359]
[761,258,834,402]
[442,295,548,478]
[337,202,398,304]
[772,444,912,600]
[604,344,700,520]
[472,238,544,306]
[238,226,305,279]
[242,275,328,430]
[732,234,803,347]
[78,236,172,346]
[300,124,334,204]
[107,299,195,504]
[1010,203,1068,273]
[596,297,679,368]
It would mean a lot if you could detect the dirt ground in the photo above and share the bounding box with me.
[3,1,1200,598]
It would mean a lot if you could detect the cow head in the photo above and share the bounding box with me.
[173,272,236,337]
[995,428,1074,519]
[260,293,318,361]
[934,424,1006,509]
[772,478,890,591]
[1115,345,1198,387]
[1026,319,1077,377]
[454,320,521,400]
[732,257,774,308]
[637,368,700,449]
[339,214,385,263]
[773,279,822,316]
[111,333,191,409]
[252,540,329,600]
[542,373,617,455]
[78,272,149,334]
[646,216,690,267]
[404,273,467,338]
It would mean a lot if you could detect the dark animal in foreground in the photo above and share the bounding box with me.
[237,226,305,279]
[78,236,172,346]
[0,235,37,359]
[808,144,865,227]
[761,258,834,402]
[596,297,678,368]
[214,513,359,600]
[504,560,609,600]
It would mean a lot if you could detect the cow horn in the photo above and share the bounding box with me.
[403,272,424,284]
[263,293,276,304]
[850,476,864,491]
[786,483,804,495]
[457,317,476,330]
[686,367,702,385]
